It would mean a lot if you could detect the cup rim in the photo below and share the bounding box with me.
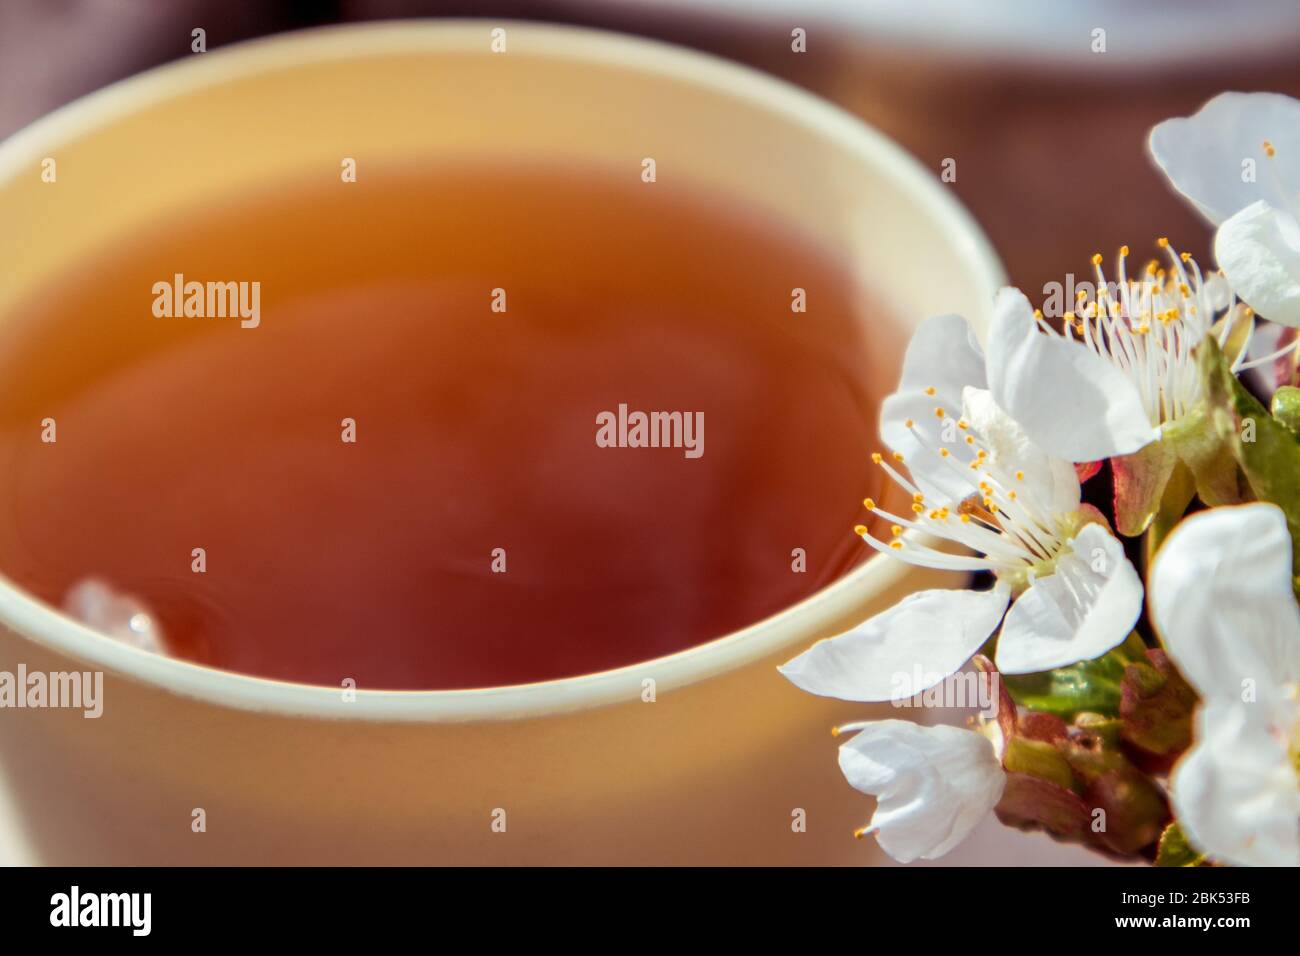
[0,19,1004,721]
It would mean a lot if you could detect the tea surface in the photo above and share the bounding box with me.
[0,163,889,688]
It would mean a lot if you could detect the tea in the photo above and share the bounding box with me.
[0,163,890,689]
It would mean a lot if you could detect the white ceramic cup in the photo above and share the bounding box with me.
[0,21,1001,865]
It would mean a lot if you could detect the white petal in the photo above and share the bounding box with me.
[881,314,987,501]
[1150,502,1300,703]
[778,586,1009,702]
[1215,201,1300,327]
[985,287,1157,461]
[1150,91,1300,224]
[996,523,1142,674]
[895,312,987,396]
[961,386,1082,516]
[1172,702,1300,867]
[880,394,980,505]
[838,720,1005,863]
[1203,270,1237,314]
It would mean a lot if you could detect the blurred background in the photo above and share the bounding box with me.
[5,0,1300,297]
[3,0,1298,867]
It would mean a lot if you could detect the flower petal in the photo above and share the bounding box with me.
[1172,702,1300,867]
[838,720,1005,863]
[961,386,1082,517]
[1150,91,1300,224]
[1150,502,1300,704]
[985,287,1158,461]
[894,312,987,397]
[995,523,1142,674]
[1215,201,1300,327]
[778,585,1010,702]
[881,314,987,501]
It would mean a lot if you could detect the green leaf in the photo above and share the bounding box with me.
[1199,336,1300,572]
[1165,404,1248,507]
[1271,386,1300,434]
[1002,736,1077,791]
[1003,636,1145,720]
[1112,365,1245,541]
[1154,822,1206,867]
[1144,461,1196,570]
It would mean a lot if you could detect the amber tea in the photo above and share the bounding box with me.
[0,163,891,689]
